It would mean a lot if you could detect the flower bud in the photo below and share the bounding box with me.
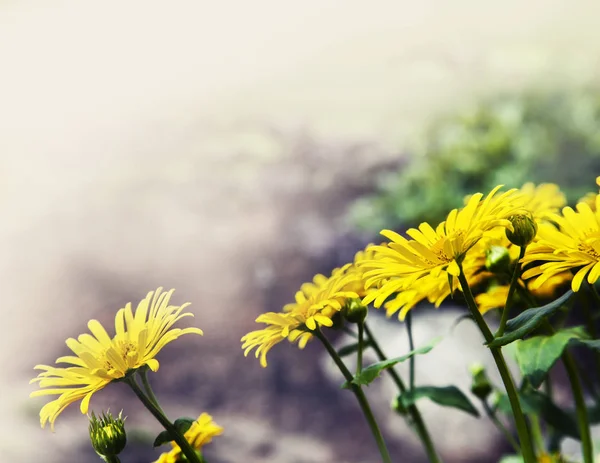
[342,298,368,324]
[390,395,408,416]
[505,214,537,247]
[469,363,492,400]
[89,410,127,458]
[485,245,511,274]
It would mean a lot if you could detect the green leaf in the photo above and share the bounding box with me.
[488,290,574,348]
[343,337,440,388]
[153,417,195,447]
[515,326,589,388]
[398,385,479,417]
[498,456,524,463]
[337,340,372,357]
[496,389,579,439]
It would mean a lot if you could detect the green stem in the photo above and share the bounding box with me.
[482,400,521,453]
[363,323,442,463]
[529,415,545,454]
[124,377,202,463]
[140,367,165,414]
[584,284,600,392]
[457,263,536,463]
[315,329,392,463]
[563,351,594,463]
[357,322,364,375]
[100,456,121,463]
[496,247,526,337]
[406,311,416,390]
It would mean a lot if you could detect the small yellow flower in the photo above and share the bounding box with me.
[154,413,223,463]
[241,266,360,367]
[576,176,600,211]
[475,285,511,314]
[521,202,600,291]
[518,182,567,222]
[30,288,203,430]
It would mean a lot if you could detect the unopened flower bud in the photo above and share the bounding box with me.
[485,245,511,274]
[342,298,368,324]
[391,395,408,416]
[506,214,537,247]
[469,363,492,400]
[89,410,127,458]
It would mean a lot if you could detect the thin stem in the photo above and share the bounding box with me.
[496,247,526,337]
[364,323,442,463]
[563,351,594,463]
[457,263,536,463]
[100,456,121,463]
[140,368,165,414]
[357,322,364,375]
[482,400,521,453]
[315,329,392,463]
[529,415,545,454]
[584,284,600,393]
[124,377,202,463]
[406,311,416,390]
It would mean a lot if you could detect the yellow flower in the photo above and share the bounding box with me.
[521,202,600,291]
[529,271,572,299]
[30,288,203,430]
[241,267,359,367]
[518,182,566,222]
[154,413,223,463]
[577,176,600,211]
[475,285,510,314]
[361,185,522,309]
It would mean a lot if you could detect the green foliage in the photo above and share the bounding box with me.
[153,417,195,447]
[349,89,600,231]
[488,290,575,348]
[343,337,440,388]
[495,388,579,439]
[398,386,479,417]
[515,327,588,388]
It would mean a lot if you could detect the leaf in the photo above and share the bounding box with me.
[498,456,524,463]
[153,417,195,447]
[398,385,479,417]
[488,290,574,348]
[337,340,372,357]
[515,326,589,388]
[496,389,579,439]
[343,337,441,388]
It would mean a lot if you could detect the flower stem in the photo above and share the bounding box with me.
[563,351,594,463]
[496,246,526,337]
[140,367,165,414]
[406,311,416,390]
[457,263,536,463]
[100,456,121,463]
[315,329,392,463]
[357,322,364,375]
[363,323,442,463]
[481,400,521,453]
[125,376,202,463]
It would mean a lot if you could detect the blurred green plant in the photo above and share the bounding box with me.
[349,88,600,231]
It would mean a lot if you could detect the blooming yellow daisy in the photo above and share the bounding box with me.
[241,266,360,367]
[361,185,523,308]
[30,288,203,430]
[154,413,223,463]
[522,202,600,292]
[512,182,566,222]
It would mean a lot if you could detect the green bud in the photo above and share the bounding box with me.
[342,298,368,324]
[469,363,492,400]
[505,214,537,247]
[89,410,127,458]
[485,245,511,274]
[390,395,408,416]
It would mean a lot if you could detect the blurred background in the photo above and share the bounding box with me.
[3,1,600,462]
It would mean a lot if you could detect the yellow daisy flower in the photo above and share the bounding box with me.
[577,176,600,212]
[475,285,511,314]
[361,185,522,307]
[30,288,203,430]
[154,413,223,463]
[516,182,566,222]
[521,202,600,292]
[241,266,360,367]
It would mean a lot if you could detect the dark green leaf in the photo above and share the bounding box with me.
[343,337,440,388]
[337,340,372,357]
[153,417,195,447]
[515,326,588,388]
[398,385,479,417]
[488,290,574,348]
[496,389,579,439]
